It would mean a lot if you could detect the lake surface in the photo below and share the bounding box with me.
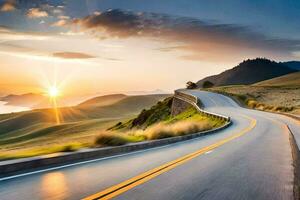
[0,101,30,114]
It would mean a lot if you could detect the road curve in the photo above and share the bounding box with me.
[0,90,299,200]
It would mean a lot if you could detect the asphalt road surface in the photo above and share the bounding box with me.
[0,90,299,200]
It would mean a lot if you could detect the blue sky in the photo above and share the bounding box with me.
[77,0,300,38]
[1,0,300,38]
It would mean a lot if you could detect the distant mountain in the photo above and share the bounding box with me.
[123,89,169,96]
[281,61,300,70]
[78,94,127,107]
[0,93,46,108]
[196,58,297,87]
[254,71,300,87]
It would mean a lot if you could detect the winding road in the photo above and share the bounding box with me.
[0,90,299,200]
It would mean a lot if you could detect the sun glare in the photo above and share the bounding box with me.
[48,86,59,98]
[47,85,61,125]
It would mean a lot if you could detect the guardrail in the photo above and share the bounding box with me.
[174,90,230,122]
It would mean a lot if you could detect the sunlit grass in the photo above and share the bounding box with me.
[0,142,88,160]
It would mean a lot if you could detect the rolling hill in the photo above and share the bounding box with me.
[196,58,298,87]
[78,94,127,107]
[282,61,300,70]
[207,71,300,115]
[0,93,46,108]
[0,94,170,157]
[254,71,300,87]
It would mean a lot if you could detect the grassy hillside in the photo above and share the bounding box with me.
[95,106,225,147]
[102,96,225,147]
[197,58,297,87]
[110,96,174,130]
[0,94,169,160]
[254,72,300,87]
[207,74,300,115]
[78,94,127,107]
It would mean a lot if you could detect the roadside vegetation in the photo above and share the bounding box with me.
[0,142,87,160]
[95,98,225,147]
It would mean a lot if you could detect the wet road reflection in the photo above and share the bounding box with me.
[41,172,69,200]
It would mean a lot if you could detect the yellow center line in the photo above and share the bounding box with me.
[83,116,256,200]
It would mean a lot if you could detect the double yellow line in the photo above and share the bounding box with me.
[83,116,256,200]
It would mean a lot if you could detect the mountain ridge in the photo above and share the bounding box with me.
[196,58,298,87]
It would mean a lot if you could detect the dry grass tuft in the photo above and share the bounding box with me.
[132,120,212,140]
[94,119,213,147]
[95,132,128,146]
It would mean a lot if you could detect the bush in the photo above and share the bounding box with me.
[186,81,198,89]
[60,143,83,152]
[202,81,214,88]
[247,100,258,108]
[61,145,76,152]
[95,132,128,146]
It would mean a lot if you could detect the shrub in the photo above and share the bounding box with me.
[95,132,128,146]
[145,124,173,140]
[247,100,258,108]
[145,121,211,140]
[186,81,198,89]
[60,142,86,152]
[61,145,76,152]
[202,81,214,88]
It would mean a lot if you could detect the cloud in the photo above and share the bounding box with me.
[53,51,120,61]
[71,9,300,62]
[58,15,70,20]
[0,1,16,12]
[52,19,68,27]
[27,8,48,18]
[0,26,50,41]
[52,8,63,15]
[52,52,96,59]
[0,27,102,65]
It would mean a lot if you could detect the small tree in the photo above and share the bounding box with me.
[202,81,214,88]
[186,81,197,89]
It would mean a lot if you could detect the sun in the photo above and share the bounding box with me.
[48,86,60,98]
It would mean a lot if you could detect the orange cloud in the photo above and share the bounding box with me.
[52,19,68,27]
[52,52,95,59]
[58,15,70,20]
[27,8,48,18]
[0,1,16,12]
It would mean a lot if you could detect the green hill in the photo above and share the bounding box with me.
[78,94,127,107]
[0,94,169,159]
[110,97,174,130]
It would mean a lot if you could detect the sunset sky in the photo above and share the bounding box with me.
[0,0,300,99]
